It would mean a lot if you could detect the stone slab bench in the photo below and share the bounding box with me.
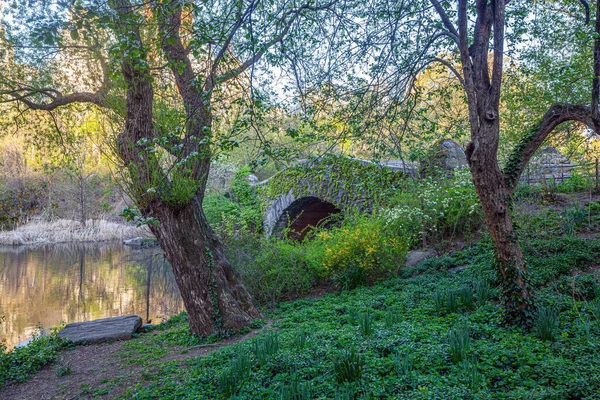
[57,315,142,344]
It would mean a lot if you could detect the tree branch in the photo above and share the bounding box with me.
[212,0,337,87]
[0,43,111,111]
[428,0,459,43]
[592,0,600,119]
[433,57,466,88]
[503,104,600,192]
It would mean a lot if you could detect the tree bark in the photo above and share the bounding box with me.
[112,0,261,336]
[467,120,533,326]
[147,199,261,336]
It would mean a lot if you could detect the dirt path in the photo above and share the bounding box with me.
[0,321,273,400]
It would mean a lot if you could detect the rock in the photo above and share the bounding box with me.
[57,315,142,344]
[245,174,259,186]
[123,237,144,246]
[420,139,468,177]
[526,146,573,183]
[405,249,437,268]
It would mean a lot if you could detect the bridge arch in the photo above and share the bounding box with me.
[260,156,414,237]
[271,196,341,239]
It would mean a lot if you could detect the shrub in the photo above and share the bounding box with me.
[317,215,408,288]
[235,238,318,306]
[556,173,594,193]
[382,168,483,246]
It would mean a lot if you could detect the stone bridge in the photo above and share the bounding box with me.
[258,140,469,239]
[258,156,417,239]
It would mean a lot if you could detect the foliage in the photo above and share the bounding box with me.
[0,327,68,386]
[233,237,318,307]
[332,349,364,383]
[556,173,594,193]
[279,379,312,400]
[252,332,280,367]
[109,236,600,399]
[227,212,409,303]
[204,169,263,237]
[448,319,470,364]
[474,279,492,304]
[357,311,374,337]
[382,168,483,247]
[392,349,417,389]
[316,215,408,287]
[259,155,407,212]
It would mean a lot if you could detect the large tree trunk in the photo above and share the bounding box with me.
[112,0,261,336]
[467,122,533,326]
[148,199,261,336]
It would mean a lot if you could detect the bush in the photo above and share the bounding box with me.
[235,238,319,306]
[382,168,483,247]
[316,215,408,288]
[203,166,262,237]
[556,173,594,193]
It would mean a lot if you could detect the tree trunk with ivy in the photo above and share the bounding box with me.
[146,200,261,335]
[113,0,262,336]
[430,0,600,325]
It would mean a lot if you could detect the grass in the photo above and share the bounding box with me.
[0,218,151,245]
[110,236,600,399]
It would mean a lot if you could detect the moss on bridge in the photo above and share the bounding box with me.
[258,155,407,213]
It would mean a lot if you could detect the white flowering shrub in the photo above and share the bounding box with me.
[381,167,483,246]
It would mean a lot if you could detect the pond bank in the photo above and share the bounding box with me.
[0,219,152,246]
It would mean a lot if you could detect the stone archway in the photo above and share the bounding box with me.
[272,196,341,240]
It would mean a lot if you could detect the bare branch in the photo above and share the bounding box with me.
[213,0,338,86]
[433,57,465,88]
[428,0,459,43]
[579,0,591,24]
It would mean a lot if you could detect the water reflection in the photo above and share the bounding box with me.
[0,243,183,349]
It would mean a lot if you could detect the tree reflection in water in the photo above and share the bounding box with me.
[0,243,183,349]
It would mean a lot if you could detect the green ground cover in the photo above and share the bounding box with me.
[121,237,600,399]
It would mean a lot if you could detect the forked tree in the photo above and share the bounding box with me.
[0,0,336,336]
[427,0,600,324]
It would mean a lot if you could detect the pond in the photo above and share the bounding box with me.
[0,243,183,349]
